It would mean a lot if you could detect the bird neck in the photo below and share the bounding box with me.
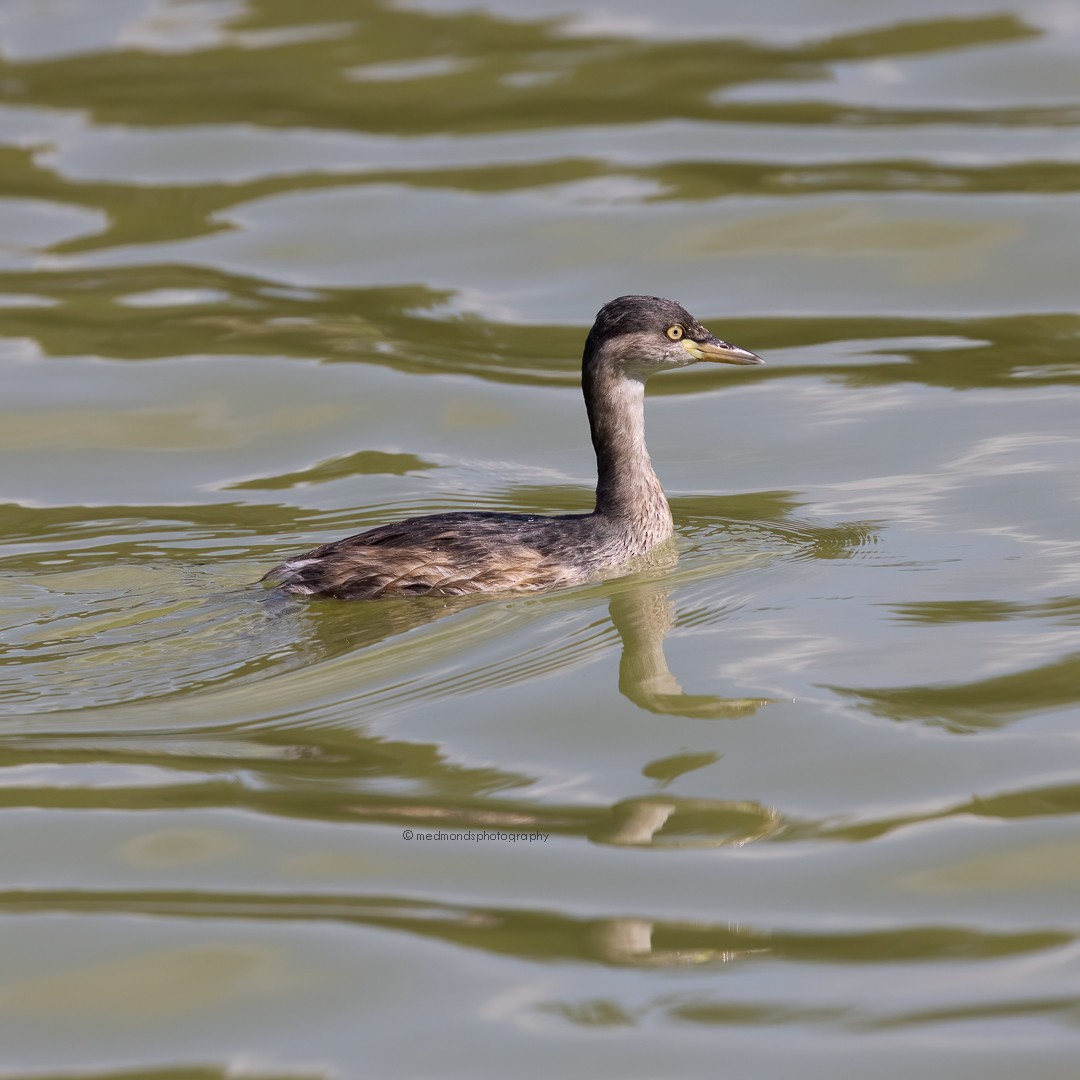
[584,365,673,548]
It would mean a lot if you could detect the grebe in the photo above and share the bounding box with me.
[264,295,763,599]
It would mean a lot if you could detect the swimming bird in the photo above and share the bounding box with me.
[264,295,763,599]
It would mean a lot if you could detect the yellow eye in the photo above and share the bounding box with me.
[665,325,684,341]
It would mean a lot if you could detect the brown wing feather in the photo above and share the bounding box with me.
[263,510,606,599]
[267,541,571,599]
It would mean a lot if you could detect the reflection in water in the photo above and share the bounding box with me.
[611,581,766,719]
[0,6,1048,158]
[1,501,893,858]
[828,650,1080,732]
[287,556,773,724]
[3,266,1078,390]
[341,794,782,851]
[2,516,784,721]
[591,796,780,848]
[0,558,780,851]
[586,917,765,968]
[1,887,1063,976]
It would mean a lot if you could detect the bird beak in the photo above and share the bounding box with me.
[681,338,764,366]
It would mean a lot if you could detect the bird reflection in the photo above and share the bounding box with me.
[260,568,780,852]
[5,554,778,865]
[587,916,769,967]
[608,578,767,720]
[272,558,769,724]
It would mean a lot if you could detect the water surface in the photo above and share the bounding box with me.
[1,1,1080,1076]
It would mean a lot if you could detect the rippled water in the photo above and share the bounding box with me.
[2,1,1080,1075]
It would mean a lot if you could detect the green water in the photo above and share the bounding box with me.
[1,1,1080,1075]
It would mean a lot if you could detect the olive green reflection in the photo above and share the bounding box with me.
[0,4,1040,135]
[0,889,1065,974]
[793,780,1080,845]
[226,449,439,491]
[2,268,1076,392]
[828,652,1080,732]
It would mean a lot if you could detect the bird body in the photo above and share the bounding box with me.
[264,296,763,600]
